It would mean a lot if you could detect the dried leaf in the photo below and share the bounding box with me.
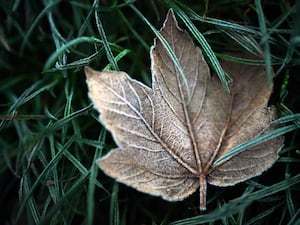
[85,10,284,210]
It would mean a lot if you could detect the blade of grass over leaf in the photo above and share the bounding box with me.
[130,5,191,99]
[165,1,230,93]
[213,125,296,167]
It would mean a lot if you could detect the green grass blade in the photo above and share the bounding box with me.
[171,174,300,225]
[130,5,191,99]
[104,49,131,70]
[16,138,76,223]
[245,206,279,225]
[175,2,258,34]
[87,129,106,225]
[117,9,149,51]
[273,113,300,125]
[39,173,89,225]
[213,124,297,167]
[20,0,61,53]
[110,182,120,225]
[93,0,119,71]
[287,208,300,225]
[255,0,272,84]
[221,29,262,55]
[165,1,230,93]
[22,173,41,225]
[63,150,89,175]
[43,36,123,71]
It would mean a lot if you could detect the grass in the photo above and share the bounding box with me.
[1,0,300,224]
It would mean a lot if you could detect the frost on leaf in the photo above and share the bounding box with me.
[85,9,284,210]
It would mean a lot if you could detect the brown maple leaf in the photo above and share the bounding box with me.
[85,10,284,210]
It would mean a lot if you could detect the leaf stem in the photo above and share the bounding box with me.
[200,173,207,210]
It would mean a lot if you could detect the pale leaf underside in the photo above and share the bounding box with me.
[85,10,284,210]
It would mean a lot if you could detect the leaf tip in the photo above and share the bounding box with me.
[95,158,101,167]
[162,8,181,31]
[84,66,95,79]
[166,8,175,19]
